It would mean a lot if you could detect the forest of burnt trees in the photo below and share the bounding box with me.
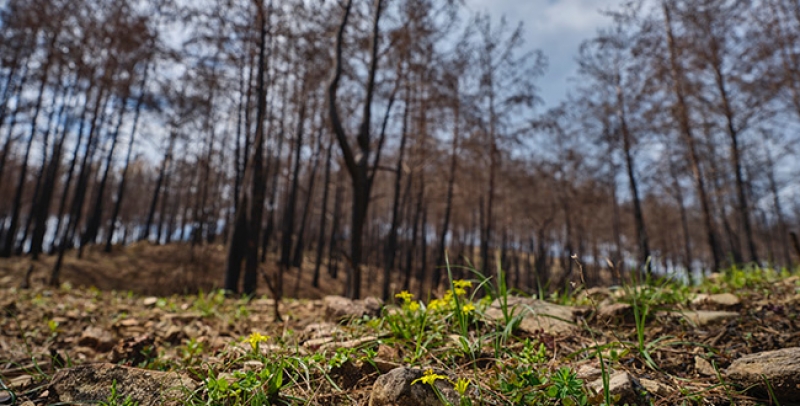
[0,0,799,301]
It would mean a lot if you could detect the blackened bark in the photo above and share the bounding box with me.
[667,152,694,282]
[663,1,721,272]
[0,59,30,192]
[710,58,759,264]
[80,98,126,255]
[312,138,334,287]
[328,179,343,279]
[292,110,324,269]
[2,35,55,257]
[106,65,148,252]
[51,82,95,253]
[382,87,410,300]
[31,80,75,259]
[140,130,176,242]
[280,83,307,271]
[261,76,288,263]
[764,146,791,268]
[238,0,273,303]
[615,78,651,274]
[19,70,65,255]
[328,0,385,299]
[433,96,459,290]
[51,78,111,286]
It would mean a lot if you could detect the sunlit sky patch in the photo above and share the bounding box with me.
[466,0,620,109]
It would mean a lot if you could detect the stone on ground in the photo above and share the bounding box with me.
[691,293,741,309]
[484,297,577,334]
[369,367,461,406]
[47,363,196,406]
[726,347,800,403]
[588,371,647,406]
[664,310,739,326]
[595,302,636,325]
[78,326,116,352]
[323,295,382,321]
[694,356,717,377]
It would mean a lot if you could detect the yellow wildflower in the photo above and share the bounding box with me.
[428,298,445,311]
[462,303,476,314]
[247,332,269,351]
[454,378,470,395]
[443,290,454,302]
[454,287,467,297]
[406,301,420,312]
[453,280,472,289]
[395,291,414,302]
[411,369,448,386]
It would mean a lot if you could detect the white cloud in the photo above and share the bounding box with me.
[465,0,620,108]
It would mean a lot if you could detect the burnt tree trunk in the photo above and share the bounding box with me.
[312,137,334,287]
[328,0,385,299]
[105,64,148,252]
[663,1,721,273]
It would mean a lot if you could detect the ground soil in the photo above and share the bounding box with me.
[1,243,799,405]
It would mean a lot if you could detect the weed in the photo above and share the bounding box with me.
[547,367,587,406]
[99,379,139,406]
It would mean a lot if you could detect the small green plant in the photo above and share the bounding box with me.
[180,338,205,366]
[547,367,587,406]
[519,338,548,365]
[192,289,227,317]
[497,365,544,404]
[100,379,139,406]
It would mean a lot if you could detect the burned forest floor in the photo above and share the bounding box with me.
[2,243,800,405]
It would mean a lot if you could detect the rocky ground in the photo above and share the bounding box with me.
[2,255,800,405]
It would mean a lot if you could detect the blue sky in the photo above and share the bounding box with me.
[466,0,620,108]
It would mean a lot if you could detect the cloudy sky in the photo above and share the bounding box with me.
[466,0,621,109]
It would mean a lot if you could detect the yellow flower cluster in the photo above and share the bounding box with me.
[411,369,471,397]
[395,290,414,302]
[395,290,420,312]
[411,368,449,386]
[427,280,474,312]
[246,331,270,351]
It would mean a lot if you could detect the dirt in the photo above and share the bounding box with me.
[1,244,799,405]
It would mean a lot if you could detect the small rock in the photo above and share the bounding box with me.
[117,318,139,327]
[580,287,613,301]
[8,374,33,389]
[324,296,382,321]
[665,310,739,326]
[484,297,577,334]
[596,303,636,325]
[302,336,335,350]
[319,336,378,352]
[588,371,645,406]
[243,360,263,371]
[302,322,340,338]
[695,356,717,376]
[111,334,157,365]
[377,344,399,361]
[78,327,116,352]
[143,297,159,306]
[161,325,184,344]
[576,364,605,381]
[640,378,670,397]
[369,367,460,406]
[47,363,196,406]
[691,293,740,309]
[726,347,800,403]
